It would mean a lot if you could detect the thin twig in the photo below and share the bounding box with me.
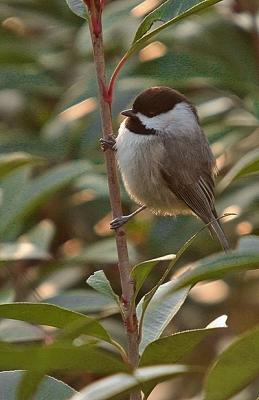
[86,2,141,399]
[108,52,128,100]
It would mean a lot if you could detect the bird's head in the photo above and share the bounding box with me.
[121,86,198,134]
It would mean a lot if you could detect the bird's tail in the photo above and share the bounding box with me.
[209,218,229,252]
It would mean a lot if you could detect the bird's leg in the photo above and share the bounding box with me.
[110,205,147,229]
[100,134,116,151]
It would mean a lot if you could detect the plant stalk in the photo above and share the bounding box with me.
[86,2,141,398]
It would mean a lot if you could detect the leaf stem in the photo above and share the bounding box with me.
[137,213,234,342]
[86,3,141,398]
[107,0,224,98]
[108,52,129,100]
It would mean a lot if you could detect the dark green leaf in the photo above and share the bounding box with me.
[129,0,223,55]
[172,249,259,291]
[70,365,191,400]
[0,153,44,180]
[0,161,92,237]
[0,341,128,375]
[218,149,259,192]
[65,0,88,19]
[140,315,227,366]
[0,303,111,343]
[0,67,58,93]
[0,371,76,400]
[134,222,216,353]
[0,167,30,220]
[204,325,259,400]
[131,254,176,298]
[137,281,190,353]
[74,238,138,264]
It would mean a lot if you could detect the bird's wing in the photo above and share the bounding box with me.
[159,132,229,251]
[160,132,217,223]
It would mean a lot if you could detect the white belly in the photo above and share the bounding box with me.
[116,123,189,216]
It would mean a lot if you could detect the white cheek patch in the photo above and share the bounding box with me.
[136,102,199,135]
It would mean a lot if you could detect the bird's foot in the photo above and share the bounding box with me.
[110,206,147,229]
[110,215,130,229]
[100,135,116,151]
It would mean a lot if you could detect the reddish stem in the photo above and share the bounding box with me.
[100,0,105,10]
[92,14,102,36]
[83,0,91,8]
[87,3,141,399]
[108,53,128,101]
[101,79,112,105]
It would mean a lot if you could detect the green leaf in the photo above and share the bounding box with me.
[0,303,111,343]
[171,249,259,291]
[74,238,138,264]
[69,365,191,400]
[0,161,92,238]
[0,67,57,94]
[140,315,227,366]
[0,320,44,343]
[128,0,223,55]
[21,220,55,252]
[87,270,120,305]
[0,289,15,304]
[65,0,88,19]
[238,235,259,251]
[145,217,220,291]
[137,280,190,353]
[131,254,176,298]
[17,371,53,400]
[133,224,215,353]
[0,242,50,262]
[42,289,118,313]
[0,371,76,400]
[0,153,44,180]
[0,341,128,375]
[0,167,30,221]
[218,148,259,192]
[204,325,259,400]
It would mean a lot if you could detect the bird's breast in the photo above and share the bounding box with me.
[116,123,188,215]
[116,124,160,195]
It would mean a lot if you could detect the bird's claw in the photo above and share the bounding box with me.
[100,136,116,151]
[110,216,129,229]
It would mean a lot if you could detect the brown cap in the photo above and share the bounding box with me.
[132,86,191,117]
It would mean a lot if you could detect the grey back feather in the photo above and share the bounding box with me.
[160,130,229,251]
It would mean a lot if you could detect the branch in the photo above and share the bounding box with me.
[86,2,141,398]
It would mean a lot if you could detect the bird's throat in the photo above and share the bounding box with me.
[125,116,157,136]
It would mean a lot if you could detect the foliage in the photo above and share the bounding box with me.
[0,0,259,399]
[0,371,76,400]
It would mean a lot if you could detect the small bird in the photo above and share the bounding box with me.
[103,86,229,251]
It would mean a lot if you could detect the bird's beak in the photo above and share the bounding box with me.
[121,109,136,118]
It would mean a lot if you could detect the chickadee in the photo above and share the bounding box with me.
[103,86,229,251]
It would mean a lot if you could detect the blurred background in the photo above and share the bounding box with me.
[0,0,259,399]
